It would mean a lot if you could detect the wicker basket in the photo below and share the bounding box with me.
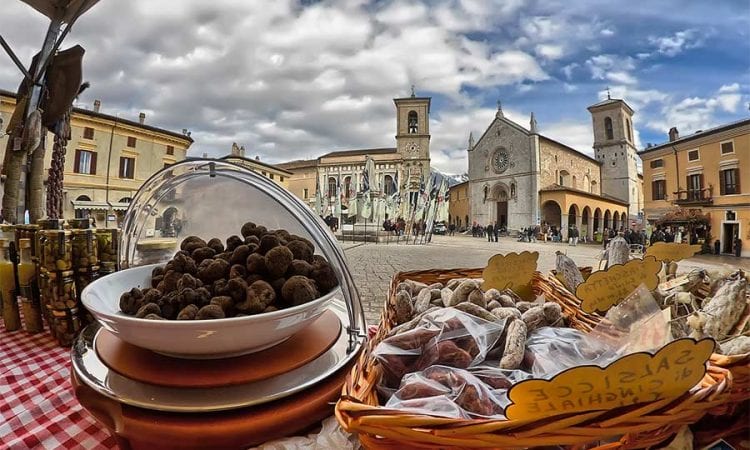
[540,270,750,444]
[336,268,732,449]
[541,273,750,405]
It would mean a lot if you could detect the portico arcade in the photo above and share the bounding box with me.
[539,187,628,240]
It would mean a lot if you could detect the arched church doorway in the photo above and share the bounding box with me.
[541,200,562,230]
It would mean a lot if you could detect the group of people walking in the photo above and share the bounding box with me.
[470,222,506,241]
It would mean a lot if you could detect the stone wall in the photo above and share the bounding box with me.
[539,137,601,193]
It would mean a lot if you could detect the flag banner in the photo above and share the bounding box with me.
[360,194,372,220]
[334,177,342,216]
[348,194,359,218]
[314,175,323,216]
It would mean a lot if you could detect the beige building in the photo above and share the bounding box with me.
[1,90,193,227]
[220,143,291,189]
[448,180,470,231]
[466,97,644,240]
[278,93,432,220]
[639,119,750,256]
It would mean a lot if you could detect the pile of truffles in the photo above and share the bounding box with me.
[119,222,338,320]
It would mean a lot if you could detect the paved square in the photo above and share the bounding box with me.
[342,235,750,326]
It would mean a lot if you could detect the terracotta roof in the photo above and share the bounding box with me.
[276,159,318,170]
[0,88,193,144]
[639,118,750,154]
[539,184,629,207]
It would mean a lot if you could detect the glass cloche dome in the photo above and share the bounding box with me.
[119,158,366,351]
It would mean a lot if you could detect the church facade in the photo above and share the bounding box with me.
[278,93,431,220]
[465,97,643,240]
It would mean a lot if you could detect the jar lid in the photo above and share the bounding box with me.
[40,229,72,237]
[76,266,101,273]
[15,224,40,231]
[37,219,66,230]
[40,269,75,279]
[68,218,93,229]
[72,229,95,236]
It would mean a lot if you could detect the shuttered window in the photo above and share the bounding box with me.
[74,150,96,175]
[720,168,740,195]
[119,157,135,179]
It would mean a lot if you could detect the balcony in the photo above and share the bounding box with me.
[673,187,713,206]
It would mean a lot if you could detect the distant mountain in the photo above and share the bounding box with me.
[431,168,468,187]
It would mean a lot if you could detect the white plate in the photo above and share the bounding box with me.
[81,264,337,359]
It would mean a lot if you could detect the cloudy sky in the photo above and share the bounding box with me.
[1,0,748,174]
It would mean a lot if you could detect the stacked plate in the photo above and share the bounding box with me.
[71,160,367,449]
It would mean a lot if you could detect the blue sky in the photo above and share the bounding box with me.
[0,0,748,174]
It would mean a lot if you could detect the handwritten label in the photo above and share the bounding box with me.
[482,252,538,300]
[645,242,702,263]
[576,257,661,313]
[659,275,690,291]
[505,338,714,420]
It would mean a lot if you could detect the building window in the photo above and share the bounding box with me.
[721,141,734,155]
[650,159,664,169]
[270,173,274,180]
[652,180,666,200]
[261,171,266,176]
[720,168,740,195]
[328,177,337,197]
[280,176,284,182]
[344,176,351,198]
[119,157,135,179]
[408,111,418,134]
[604,117,613,140]
[687,174,703,200]
[687,149,699,162]
[74,150,96,175]
[510,183,515,198]
[83,127,94,139]
[626,119,632,142]
[384,175,395,195]
[127,136,137,148]
[166,145,174,155]
[303,188,309,199]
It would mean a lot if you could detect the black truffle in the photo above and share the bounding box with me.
[120,287,145,315]
[281,276,319,306]
[197,258,230,283]
[210,296,235,314]
[229,264,247,279]
[237,280,276,314]
[230,245,252,266]
[196,304,226,320]
[177,304,199,320]
[206,238,225,254]
[171,252,198,275]
[191,246,216,264]
[240,221,257,238]
[135,302,161,318]
[245,253,266,274]
[287,259,313,277]
[180,236,207,254]
[286,240,313,263]
[265,245,293,279]
[258,234,280,255]
[310,262,338,294]
[177,273,202,291]
[225,235,243,252]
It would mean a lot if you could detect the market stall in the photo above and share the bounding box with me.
[1,159,748,449]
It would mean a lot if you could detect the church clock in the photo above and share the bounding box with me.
[406,141,420,156]
[492,149,509,173]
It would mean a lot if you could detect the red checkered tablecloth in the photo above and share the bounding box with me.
[0,323,116,449]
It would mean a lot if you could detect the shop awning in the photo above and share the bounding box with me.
[71,200,130,211]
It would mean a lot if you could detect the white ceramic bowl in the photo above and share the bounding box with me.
[81,264,338,359]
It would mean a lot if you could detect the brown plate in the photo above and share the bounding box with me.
[73,359,356,450]
[95,310,341,388]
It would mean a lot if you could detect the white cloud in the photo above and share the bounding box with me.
[646,83,747,134]
[648,28,709,57]
[535,44,565,60]
[600,28,615,37]
[607,71,638,85]
[586,54,635,80]
[539,121,594,156]
[562,63,579,80]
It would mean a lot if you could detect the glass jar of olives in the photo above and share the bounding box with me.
[72,229,99,269]
[39,230,73,272]
[96,228,119,271]
[15,224,40,259]
[39,270,80,346]
[67,218,92,230]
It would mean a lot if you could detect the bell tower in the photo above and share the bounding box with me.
[394,88,431,185]
[588,95,639,219]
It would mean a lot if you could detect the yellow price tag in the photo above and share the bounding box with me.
[505,338,714,420]
[575,256,661,313]
[482,252,538,300]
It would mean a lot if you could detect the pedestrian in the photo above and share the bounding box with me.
[569,225,579,246]
[449,223,456,236]
[486,222,494,242]
[493,221,499,242]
